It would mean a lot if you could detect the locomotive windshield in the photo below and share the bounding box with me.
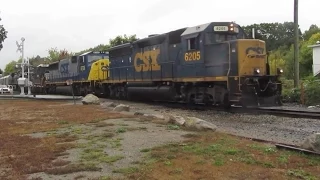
[205,23,247,44]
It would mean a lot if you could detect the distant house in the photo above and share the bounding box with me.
[309,41,320,77]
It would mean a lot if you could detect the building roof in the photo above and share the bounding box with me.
[308,43,320,48]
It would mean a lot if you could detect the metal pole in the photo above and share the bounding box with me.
[27,58,31,95]
[252,28,255,39]
[294,0,299,87]
[17,37,25,95]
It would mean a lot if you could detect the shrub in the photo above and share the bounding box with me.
[282,87,301,103]
[281,76,320,106]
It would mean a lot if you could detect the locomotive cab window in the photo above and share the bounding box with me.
[188,38,197,50]
[78,56,84,63]
[215,34,237,43]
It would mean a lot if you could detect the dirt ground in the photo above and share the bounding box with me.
[0,99,319,180]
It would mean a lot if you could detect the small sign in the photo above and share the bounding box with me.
[213,26,229,32]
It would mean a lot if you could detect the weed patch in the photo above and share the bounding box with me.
[112,167,139,174]
[116,127,127,133]
[80,148,124,164]
[287,169,318,180]
[46,163,101,175]
[167,124,180,130]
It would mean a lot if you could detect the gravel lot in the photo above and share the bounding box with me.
[99,99,320,146]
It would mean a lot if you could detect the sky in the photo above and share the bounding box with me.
[0,0,319,70]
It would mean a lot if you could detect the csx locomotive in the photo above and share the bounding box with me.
[35,21,283,107]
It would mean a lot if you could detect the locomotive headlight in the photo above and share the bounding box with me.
[277,68,283,75]
[101,66,108,71]
[254,68,260,75]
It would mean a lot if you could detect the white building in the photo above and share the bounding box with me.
[309,41,320,77]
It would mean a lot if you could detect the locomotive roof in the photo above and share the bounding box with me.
[181,21,239,37]
[108,43,131,51]
[108,21,239,51]
[181,22,211,36]
[78,51,109,56]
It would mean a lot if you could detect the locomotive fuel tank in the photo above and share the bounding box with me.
[127,85,177,101]
[55,86,73,95]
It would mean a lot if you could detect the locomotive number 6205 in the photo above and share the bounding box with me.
[184,51,201,61]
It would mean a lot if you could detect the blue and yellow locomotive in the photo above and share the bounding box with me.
[40,21,283,107]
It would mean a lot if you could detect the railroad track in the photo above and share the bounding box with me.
[3,94,320,120]
[98,97,320,119]
[244,107,320,120]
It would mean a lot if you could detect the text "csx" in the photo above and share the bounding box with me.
[134,49,161,72]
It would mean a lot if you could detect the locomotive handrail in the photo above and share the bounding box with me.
[227,41,231,90]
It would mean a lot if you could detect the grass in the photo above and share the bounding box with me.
[125,132,320,180]
[45,163,101,175]
[287,169,318,180]
[80,147,124,164]
[167,124,180,130]
[110,138,122,148]
[112,167,139,174]
[140,148,151,153]
[116,127,127,133]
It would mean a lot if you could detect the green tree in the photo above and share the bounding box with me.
[47,48,74,63]
[268,47,287,75]
[29,55,47,66]
[4,60,18,75]
[3,58,23,76]
[76,34,138,55]
[303,24,320,41]
[0,16,8,51]
[109,34,138,47]
[0,68,3,74]
[242,22,302,51]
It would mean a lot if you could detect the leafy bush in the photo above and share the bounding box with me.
[302,76,320,105]
[281,76,320,106]
[282,87,301,103]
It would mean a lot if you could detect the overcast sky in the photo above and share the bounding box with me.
[0,0,318,69]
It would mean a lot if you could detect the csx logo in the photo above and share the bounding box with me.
[60,63,69,73]
[245,47,265,58]
[134,49,161,72]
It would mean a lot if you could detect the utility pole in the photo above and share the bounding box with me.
[294,0,299,88]
[27,58,31,95]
